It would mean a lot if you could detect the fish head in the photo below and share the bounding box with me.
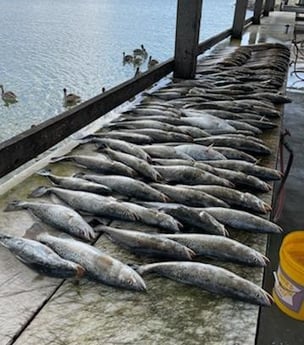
[117,266,147,292]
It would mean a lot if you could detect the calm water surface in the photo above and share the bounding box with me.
[0,0,239,143]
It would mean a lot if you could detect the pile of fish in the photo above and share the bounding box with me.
[0,43,290,307]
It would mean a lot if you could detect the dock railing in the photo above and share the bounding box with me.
[0,0,274,178]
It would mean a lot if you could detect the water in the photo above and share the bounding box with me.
[0,0,241,143]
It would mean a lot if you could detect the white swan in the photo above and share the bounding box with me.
[0,85,17,103]
[63,88,81,105]
[148,56,159,69]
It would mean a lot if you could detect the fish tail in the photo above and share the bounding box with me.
[4,200,23,212]
[23,222,48,241]
[28,186,50,198]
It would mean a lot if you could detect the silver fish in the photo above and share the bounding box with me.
[150,183,230,208]
[50,154,136,177]
[135,261,272,306]
[178,185,271,214]
[29,187,138,223]
[80,136,152,162]
[120,201,182,233]
[37,169,112,195]
[0,232,84,278]
[202,207,283,234]
[206,160,282,181]
[195,136,272,156]
[96,225,195,260]
[31,228,146,291]
[94,130,153,144]
[174,144,227,161]
[161,234,268,266]
[142,144,194,160]
[75,173,169,202]
[101,147,162,182]
[153,165,233,187]
[4,200,96,241]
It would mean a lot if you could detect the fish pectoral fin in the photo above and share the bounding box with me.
[206,144,214,151]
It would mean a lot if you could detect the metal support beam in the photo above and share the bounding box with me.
[232,0,248,39]
[253,0,264,24]
[174,0,203,79]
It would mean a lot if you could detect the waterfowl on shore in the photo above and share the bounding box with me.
[0,85,17,103]
[63,88,81,106]
[148,56,159,69]
[123,52,133,63]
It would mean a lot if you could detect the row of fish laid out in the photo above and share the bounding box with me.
[0,43,288,309]
[0,222,272,307]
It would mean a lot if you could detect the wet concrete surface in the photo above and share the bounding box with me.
[257,90,304,345]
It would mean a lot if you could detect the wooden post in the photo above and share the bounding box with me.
[231,0,249,39]
[253,0,264,24]
[174,0,203,79]
[264,0,272,15]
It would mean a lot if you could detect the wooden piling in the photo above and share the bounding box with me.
[253,0,264,24]
[232,0,249,39]
[174,0,203,79]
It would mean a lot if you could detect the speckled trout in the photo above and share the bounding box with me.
[0,233,84,278]
[30,227,146,291]
[135,261,272,306]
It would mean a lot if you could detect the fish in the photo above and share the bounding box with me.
[178,185,271,214]
[153,165,234,187]
[0,232,84,278]
[94,130,154,144]
[161,234,269,266]
[74,173,170,202]
[100,147,162,182]
[95,225,195,260]
[154,205,228,236]
[205,160,282,181]
[120,201,182,233]
[180,112,237,134]
[120,128,193,143]
[151,158,271,192]
[29,187,138,223]
[27,225,146,291]
[207,146,257,163]
[174,144,227,161]
[142,144,194,160]
[134,261,272,306]
[36,169,112,195]
[202,207,283,234]
[195,136,272,156]
[79,136,152,162]
[49,154,136,177]
[150,183,230,208]
[4,200,96,241]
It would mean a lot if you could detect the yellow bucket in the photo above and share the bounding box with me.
[273,231,304,320]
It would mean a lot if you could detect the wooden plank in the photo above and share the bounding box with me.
[232,0,249,38]
[0,59,174,179]
[173,0,203,79]
[253,0,265,24]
